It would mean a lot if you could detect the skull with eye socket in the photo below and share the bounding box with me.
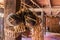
[6,9,42,37]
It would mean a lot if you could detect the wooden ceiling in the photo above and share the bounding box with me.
[51,0,60,6]
[36,0,60,7]
[0,0,60,8]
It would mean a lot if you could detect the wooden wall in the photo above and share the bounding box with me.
[46,16,60,33]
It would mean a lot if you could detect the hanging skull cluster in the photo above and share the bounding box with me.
[10,9,37,26]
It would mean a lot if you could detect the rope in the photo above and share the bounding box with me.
[30,0,40,8]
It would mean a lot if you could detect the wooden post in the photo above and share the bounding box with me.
[4,0,16,27]
[31,16,44,40]
[4,0,16,40]
[31,25,44,40]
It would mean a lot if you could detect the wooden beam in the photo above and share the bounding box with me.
[29,8,60,12]
[29,8,60,17]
